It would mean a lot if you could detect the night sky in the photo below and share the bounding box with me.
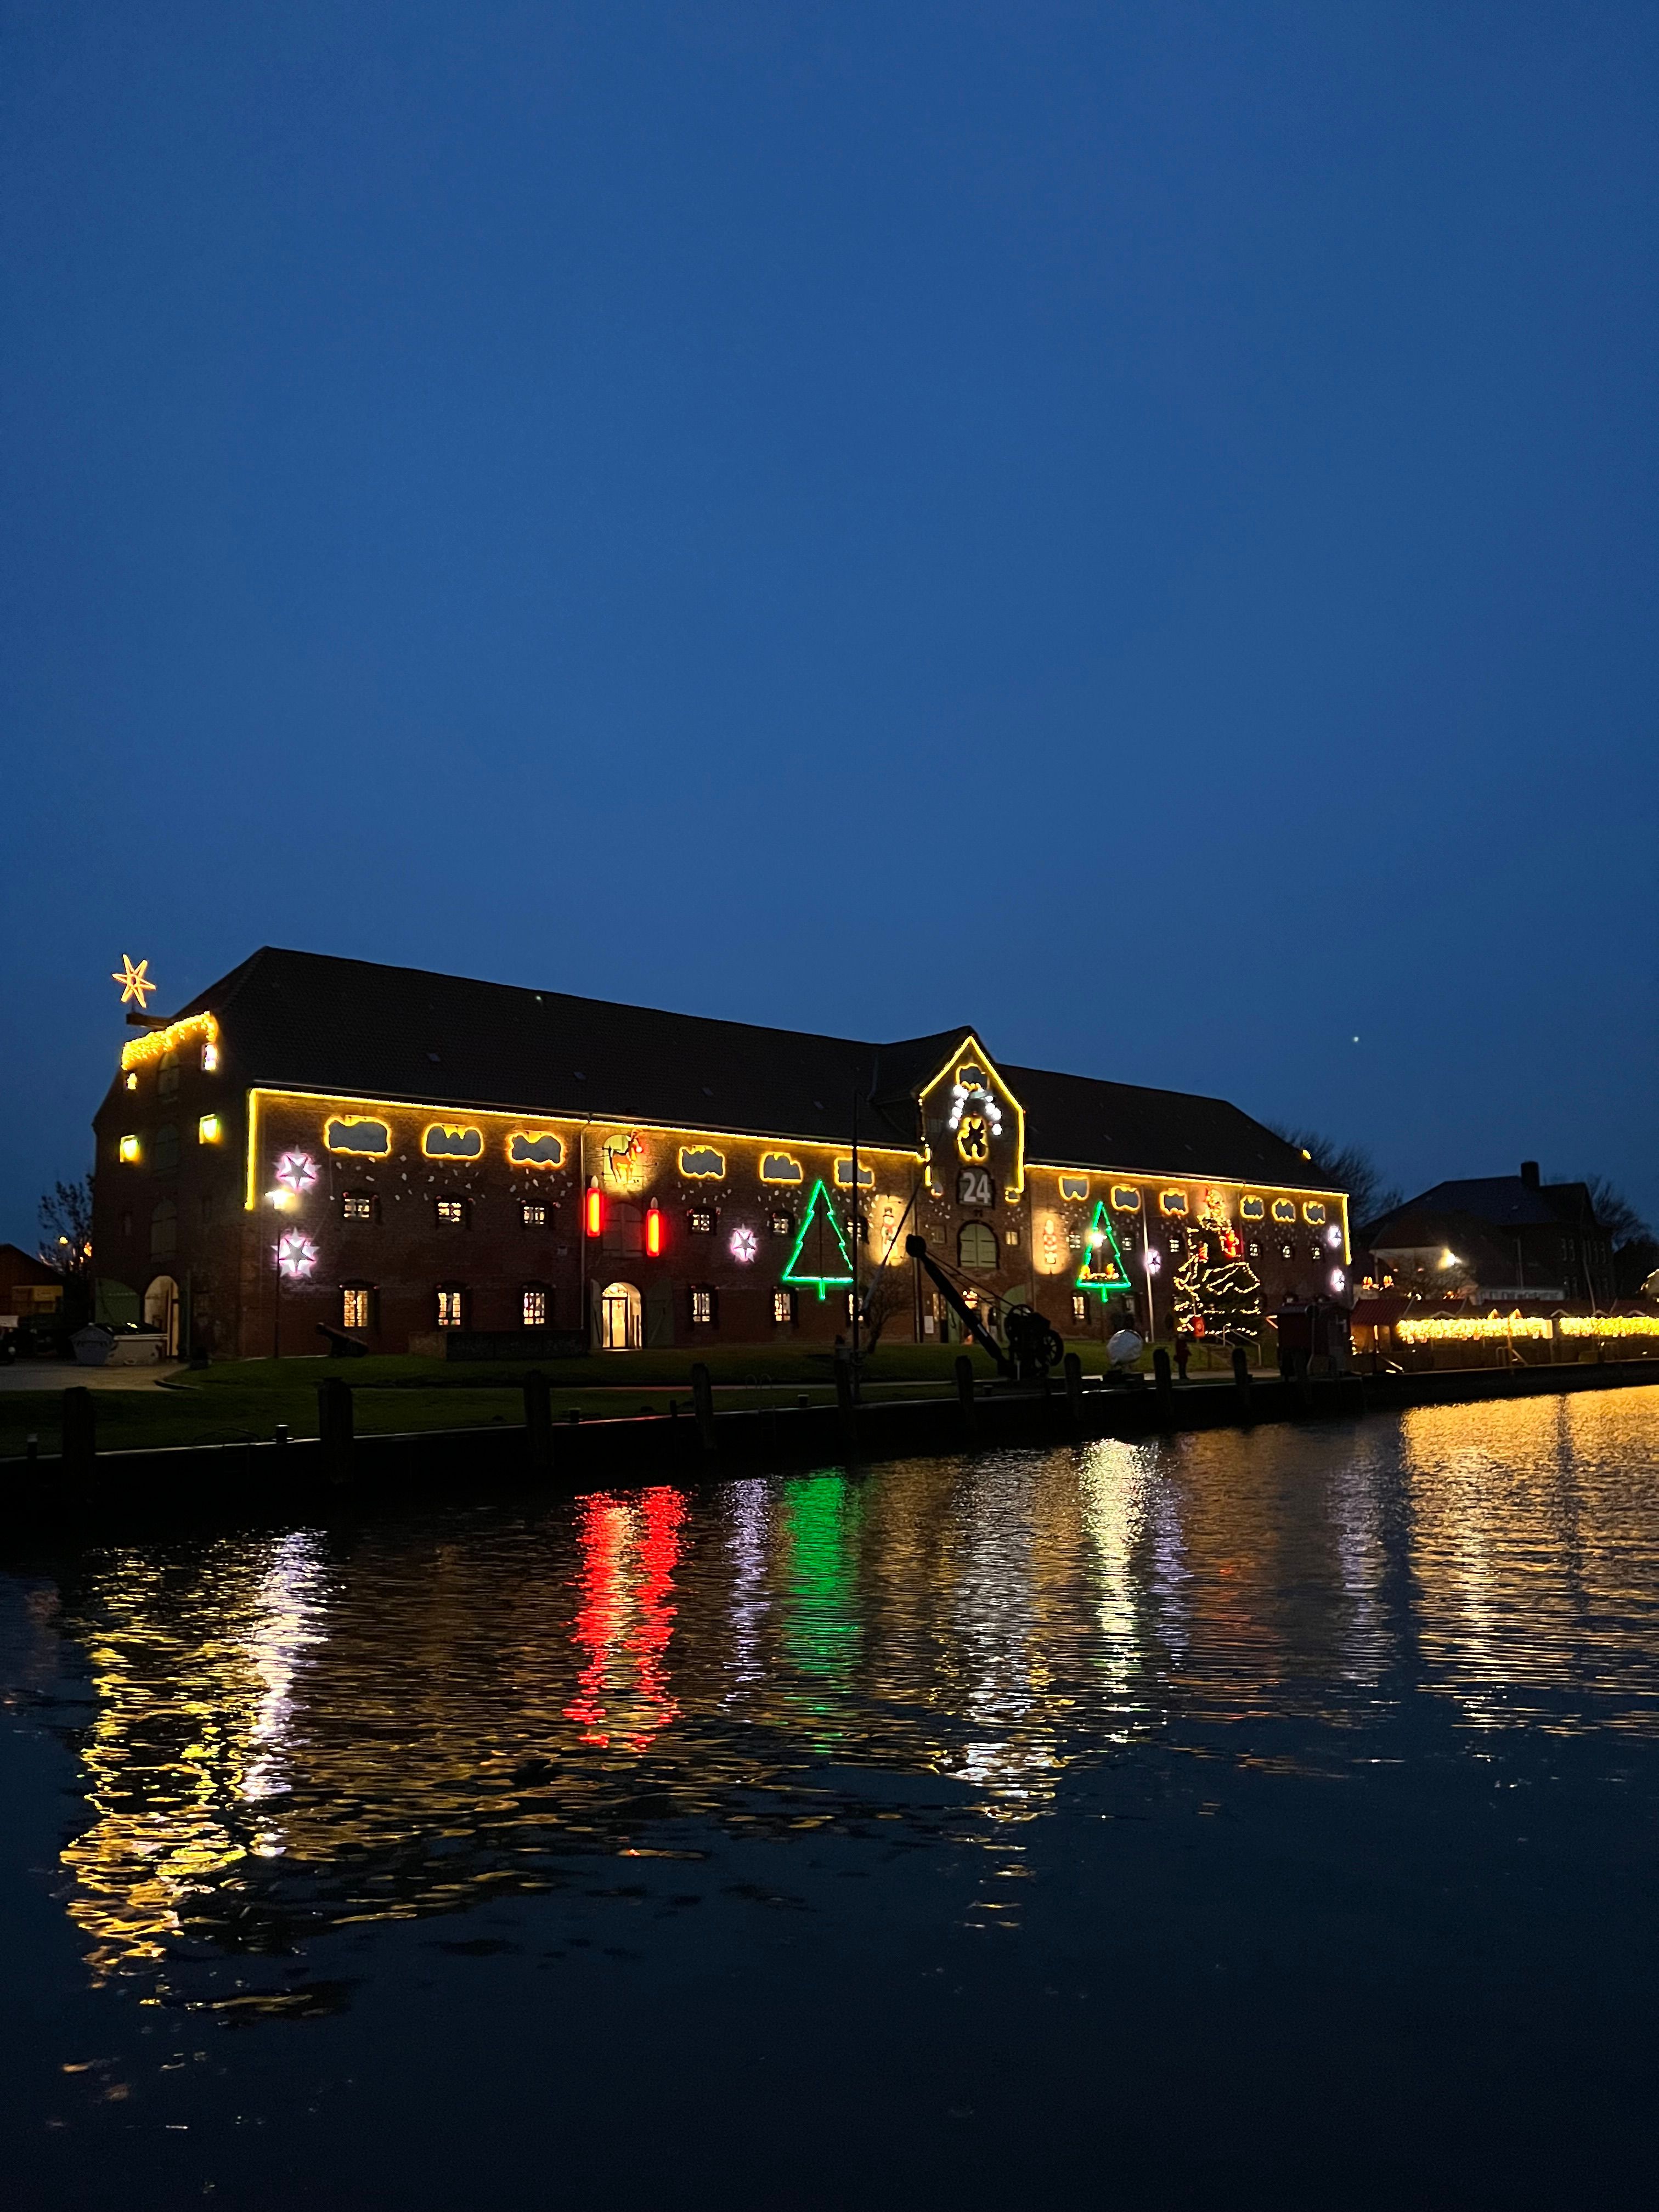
[3,2,1656,1252]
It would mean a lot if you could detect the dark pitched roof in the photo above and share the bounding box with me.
[1368,1176,1601,1240]
[163,947,1342,1191]
[1007,1063,1329,1189]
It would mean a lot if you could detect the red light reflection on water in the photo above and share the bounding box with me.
[565,1487,688,1750]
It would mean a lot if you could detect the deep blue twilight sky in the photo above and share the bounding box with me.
[3,1,1657,1251]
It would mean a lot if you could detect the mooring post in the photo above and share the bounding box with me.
[955,1354,977,1442]
[318,1378,354,1485]
[834,1358,858,1456]
[523,1369,553,1474]
[61,1387,95,1483]
[1063,1351,1085,1434]
[691,1362,716,1453]
[1232,1343,1252,1417]
[1153,1346,1173,1427]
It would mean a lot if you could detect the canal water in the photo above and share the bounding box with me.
[3,1392,1658,2209]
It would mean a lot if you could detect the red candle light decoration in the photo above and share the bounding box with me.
[646,1200,662,1257]
[585,1180,603,1238]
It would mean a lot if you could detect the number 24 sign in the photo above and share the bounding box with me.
[958,1168,993,1207]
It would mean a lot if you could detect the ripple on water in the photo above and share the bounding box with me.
[5,1390,1658,2010]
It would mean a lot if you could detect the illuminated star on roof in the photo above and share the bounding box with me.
[111,955,157,1009]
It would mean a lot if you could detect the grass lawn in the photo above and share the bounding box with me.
[0,1333,1245,1461]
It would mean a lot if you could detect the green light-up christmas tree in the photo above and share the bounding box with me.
[1075,1201,1134,1300]
[781,1180,856,1301]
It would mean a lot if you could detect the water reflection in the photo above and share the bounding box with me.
[15,1392,1659,2007]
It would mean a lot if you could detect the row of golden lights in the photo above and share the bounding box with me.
[1396,1311,1659,1342]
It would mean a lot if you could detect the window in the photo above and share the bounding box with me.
[342,1285,374,1331]
[1280,1243,1294,1261]
[343,1192,376,1223]
[119,1133,140,1163]
[201,1040,219,1072]
[436,1197,467,1228]
[153,1124,180,1173]
[522,1285,549,1328]
[690,1285,717,1326]
[854,1210,870,1244]
[601,1200,643,1255]
[769,1210,794,1239]
[688,1206,715,1235]
[521,1201,547,1229]
[1073,1294,1088,1325]
[773,1288,796,1325]
[200,1194,214,1226]
[958,1221,997,1271]
[157,1052,180,1100]
[436,1286,465,1329]
[150,1199,177,1257]
[1247,1241,1260,1260]
[120,1211,132,1238]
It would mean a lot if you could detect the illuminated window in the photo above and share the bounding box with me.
[124,1073,137,1092]
[436,1286,465,1329]
[522,1285,549,1328]
[198,1114,221,1145]
[1280,1243,1294,1260]
[153,1124,180,1173]
[1248,1241,1260,1260]
[150,1199,177,1258]
[119,1134,140,1164]
[521,1202,547,1228]
[342,1285,374,1331]
[436,1197,467,1228]
[1072,1294,1087,1325]
[157,1052,180,1101]
[690,1285,717,1326]
[773,1288,796,1324]
[201,1040,219,1073]
[958,1221,997,1271]
[769,1210,794,1239]
[343,1192,376,1223]
[688,1206,715,1236]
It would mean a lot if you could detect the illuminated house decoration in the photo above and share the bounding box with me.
[1304,1201,1327,1224]
[1076,1204,1133,1299]
[1241,1195,1266,1221]
[646,1201,663,1258]
[274,1150,319,1197]
[1173,1224,1262,1339]
[509,1132,564,1168]
[1560,1314,1659,1339]
[111,953,158,1009]
[89,945,1345,1358]
[781,1182,855,1301]
[424,1124,483,1160]
[1159,1189,1189,1216]
[276,1231,319,1280]
[326,1115,392,1156]
[730,1226,758,1264]
[1398,1311,1551,1344]
[1272,1199,1296,1224]
[120,1009,218,1073]
[198,1115,221,1145]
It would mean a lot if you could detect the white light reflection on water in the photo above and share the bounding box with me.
[14,1391,1659,2005]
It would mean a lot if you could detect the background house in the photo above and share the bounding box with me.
[1364,1162,1614,1308]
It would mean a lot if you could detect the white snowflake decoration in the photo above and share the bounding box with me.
[276,1231,319,1280]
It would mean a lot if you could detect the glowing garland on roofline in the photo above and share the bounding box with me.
[121,1011,219,1072]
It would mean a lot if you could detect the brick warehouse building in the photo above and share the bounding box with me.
[90,948,1350,1361]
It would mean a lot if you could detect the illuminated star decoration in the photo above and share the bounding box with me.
[274,1150,320,1197]
[729,1226,758,1264]
[111,954,157,1009]
[276,1232,320,1281]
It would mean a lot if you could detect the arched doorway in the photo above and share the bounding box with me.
[598,1282,642,1351]
[143,1275,180,1357]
